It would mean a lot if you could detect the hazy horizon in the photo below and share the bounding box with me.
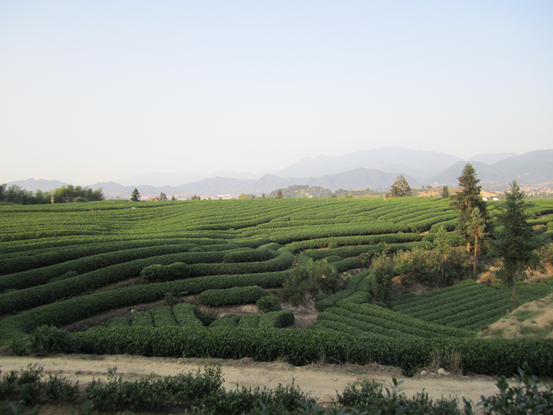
[2,1,552,184]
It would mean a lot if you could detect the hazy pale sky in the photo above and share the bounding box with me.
[1,1,552,184]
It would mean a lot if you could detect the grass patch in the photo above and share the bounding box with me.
[489,328,505,338]
[514,309,540,322]
[518,322,553,338]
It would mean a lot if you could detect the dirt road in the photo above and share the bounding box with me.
[0,354,501,405]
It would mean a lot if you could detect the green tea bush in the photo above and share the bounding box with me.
[210,314,241,328]
[198,312,216,327]
[223,248,276,263]
[198,286,267,307]
[237,314,261,328]
[258,310,295,329]
[173,303,203,328]
[141,262,191,283]
[256,295,281,313]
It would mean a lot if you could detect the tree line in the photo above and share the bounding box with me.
[0,183,104,205]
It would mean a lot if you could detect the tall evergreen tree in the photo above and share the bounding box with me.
[441,185,450,198]
[451,163,489,254]
[130,188,140,202]
[490,181,544,309]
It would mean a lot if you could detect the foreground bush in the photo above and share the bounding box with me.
[198,286,267,307]
[1,363,552,414]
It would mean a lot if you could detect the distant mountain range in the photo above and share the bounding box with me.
[6,148,553,199]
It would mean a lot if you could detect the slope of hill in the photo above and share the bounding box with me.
[276,147,462,179]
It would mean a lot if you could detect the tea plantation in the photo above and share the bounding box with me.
[1,197,553,377]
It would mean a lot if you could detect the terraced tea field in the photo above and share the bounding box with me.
[1,197,552,377]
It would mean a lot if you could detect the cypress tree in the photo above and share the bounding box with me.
[451,163,489,254]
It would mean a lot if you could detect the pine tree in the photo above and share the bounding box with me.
[130,188,140,202]
[390,175,412,197]
[451,164,489,254]
[442,185,450,198]
[490,181,544,310]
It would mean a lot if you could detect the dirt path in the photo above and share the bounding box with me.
[0,354,501,405]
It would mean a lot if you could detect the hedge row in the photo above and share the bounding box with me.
[286,232,421,251]
[406,214,459,233]
[151,306,179,327]
[258,310,295,329]
[339,303,474,338]
[316,309,419,340]
[267,223,412,244]
[198,286,267,307]
[223,249,276,263]
[0,246,231,292]
[106,317,129,328]
[330,258,362,273]
[130,311,153,327]
[70,326,553,377]
[391,282,490,313]
[0,240,202,276]
[0,249,294,313]
[210,314,241,329]
[237,314,261,328]
[390,280,478,310]
[173,303,203,329]
[0,270,290,343]
[141,262,192,283]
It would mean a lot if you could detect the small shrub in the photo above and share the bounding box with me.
[15,326,79,356]
[256,295,281,313]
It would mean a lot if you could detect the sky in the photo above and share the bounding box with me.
[1,1,552,185]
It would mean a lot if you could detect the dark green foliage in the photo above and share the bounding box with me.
[237,314,261,328]
[130,311,153,327]
[490,181,546,309]
[258,310,295,329]
[223,248,276,263]
[337,378,463,414]
[392,280,552,331]
[0,364,79,406]
[478,363,553,414]
[130,188,140,202]
[198,312,216,326]
[198,286,267,307]
[283,256,338,305]
[105,317,129,328]
[173,303,203,328]
[0,270,288,343]
[390,175,412,197]
[368,250,395,302]
[325,255,344,263]
[84,365,224,412]
[150,306,178,327]
[12,326,80,356]
[450,163,490,251]
[74,326,553,377]
[256,295,281,313]
[141,262,191,283]
[330,258,362,273]
[210,314,241,328]
[48,270,78,284]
